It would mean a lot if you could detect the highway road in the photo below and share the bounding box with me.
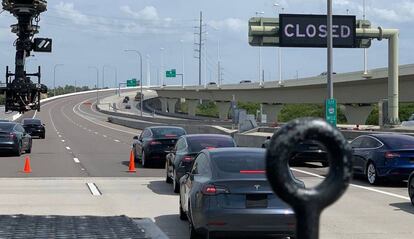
[0,91,412,238]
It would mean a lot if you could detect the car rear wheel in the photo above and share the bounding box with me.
[179,201,187,221]
[142,151,148,168]
[409,177,414,206]
[165,162,173,184]
[26,142,32,154]
[15,141,22,156]
[366,162,378,185]
[321,161,329,167]
[189,216,204,239]
[173,171,180,193]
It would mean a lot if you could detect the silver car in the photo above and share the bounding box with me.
[179,148,296,239]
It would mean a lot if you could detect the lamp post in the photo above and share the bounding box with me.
[274,3,284,85]
[160,47,165,86]
[53,64,64,96]
[88,66,99,104]
[180,40,185,87]
[255,11,265,85]
[125,50,144,117]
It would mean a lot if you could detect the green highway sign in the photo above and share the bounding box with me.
[127,79,137,87]
[166,69,177,78]
[325,98,337,126]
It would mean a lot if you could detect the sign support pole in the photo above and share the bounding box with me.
[327,0,333,100]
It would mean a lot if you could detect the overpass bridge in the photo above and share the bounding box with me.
[153,64,414,125]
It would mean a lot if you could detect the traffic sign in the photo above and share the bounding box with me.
[33,38,53,52]
[166,69,176,78]
[280,14,356,48]
[127,79,137,87]
[325,98,337,126]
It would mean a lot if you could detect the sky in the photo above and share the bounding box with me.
[1,0,414,88]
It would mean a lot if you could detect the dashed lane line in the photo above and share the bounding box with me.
[73,158,80,163]
[86,183,102,196]
[291,168,410,201]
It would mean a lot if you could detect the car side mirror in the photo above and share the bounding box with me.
[133,136,139,140]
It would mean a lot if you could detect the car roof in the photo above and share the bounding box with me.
[202,147,265,156]
[182,134,233,139]
[0,122,17,126]
[147,126,185,130]
[367,133,414,140]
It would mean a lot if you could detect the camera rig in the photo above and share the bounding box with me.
[1,0,51,113]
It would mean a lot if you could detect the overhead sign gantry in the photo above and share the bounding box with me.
[249,14,399,126]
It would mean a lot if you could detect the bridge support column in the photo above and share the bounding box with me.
[159,98,168,112]
[167,98,179,113]
[216,101,231,120]
[262,103,283,123]
[186,99,199,117]
[341,104,374,125]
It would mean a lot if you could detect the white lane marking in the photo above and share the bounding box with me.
[61,140,65,142]
[73,99,137,135]
[114,139,120,143]
[58,135,62,138]
[66,146,71,150]
[103,135,107,138]
[73,158,80,163]
[94,132,99,135]
[48,103,60,133]
[32,109,37,119]
[86,183,102,196]
[291,168,410,201]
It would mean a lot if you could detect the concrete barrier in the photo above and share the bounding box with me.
[108,116,237,136]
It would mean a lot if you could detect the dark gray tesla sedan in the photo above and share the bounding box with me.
[179,148,295,239]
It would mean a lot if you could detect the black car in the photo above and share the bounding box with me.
[22,118,45,139]
[132,126,187,168]
[179,148,295,239]
[123,96,130,103]
[0,122,32,156]
[351,134,414,185]
[409,172,414,206]
[262,137,328,167]
[165,134,237,193]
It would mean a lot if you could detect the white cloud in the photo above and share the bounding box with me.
[55,2,92,25]
[208,18,245,32]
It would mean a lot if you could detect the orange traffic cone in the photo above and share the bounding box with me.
[128,150,136,173]
[23,156,32,173]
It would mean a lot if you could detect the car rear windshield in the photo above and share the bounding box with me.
[151,128,186,138]
[23,119,41,125]
[188,137,235,153]
[212,151,265,174]
[0,123,15,132]
[381,136,414,149]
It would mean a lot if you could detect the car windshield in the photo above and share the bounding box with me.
[23,119,41,125]
[151,128,185,138]
[381,136,414,149]
[212,151,265,174]
[0,123,14,132]
[188,137,235,152]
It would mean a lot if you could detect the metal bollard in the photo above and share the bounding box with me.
[266,118,353,239]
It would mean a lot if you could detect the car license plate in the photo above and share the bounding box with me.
[246,194,268,208]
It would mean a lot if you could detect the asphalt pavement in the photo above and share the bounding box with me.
[0,91,412,238]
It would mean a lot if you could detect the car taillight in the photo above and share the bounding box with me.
[182,156,193,162]
[239,170,266,174]
[150,141,161,145]
[385,152,400,159]
[205,146,216,150]
[9,133,16,140]
[201,185,229,195]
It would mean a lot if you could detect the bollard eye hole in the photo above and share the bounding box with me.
[266,118,353,209]
[288,139,330,189]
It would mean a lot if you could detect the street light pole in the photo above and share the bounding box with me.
[274,3,284,85]
[125,50,144,117]
[160,48,165,87]
[180,40,185,87]
[255,11,265,85]
[88,66,99,104]
[53,64,64,96]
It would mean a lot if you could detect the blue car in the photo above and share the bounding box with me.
[351,134,414,185]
